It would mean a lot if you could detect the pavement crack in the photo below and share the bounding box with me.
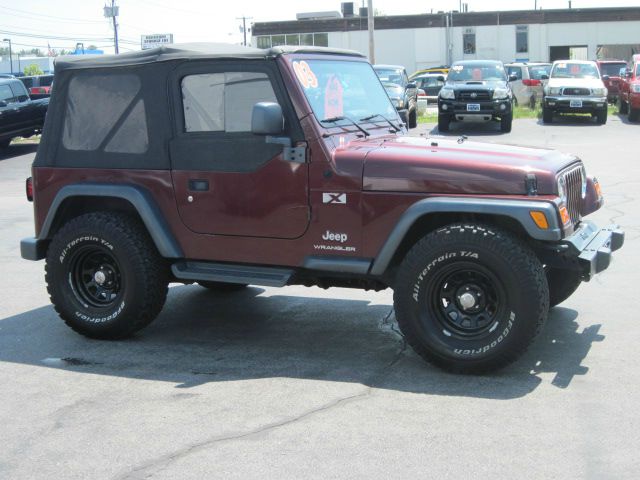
[118,390,371,480]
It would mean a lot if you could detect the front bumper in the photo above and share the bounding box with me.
[21,237,48,261]
[544,96,607,114]
[561,221,624,280]
[438,98,512,121]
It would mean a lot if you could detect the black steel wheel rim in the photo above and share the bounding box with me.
[426,261,506,338]
[69,246,122,308]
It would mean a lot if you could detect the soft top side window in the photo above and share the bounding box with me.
[62,72,149,154]
[181,71,277,133]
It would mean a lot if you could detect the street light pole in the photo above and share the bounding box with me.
[2,38,12,75]
[367,0,375,64]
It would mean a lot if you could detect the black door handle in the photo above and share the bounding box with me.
[188,179,209,191]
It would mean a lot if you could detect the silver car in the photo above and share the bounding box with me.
[505,62,551,109]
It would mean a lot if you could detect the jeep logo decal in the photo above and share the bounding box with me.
[322,230,348,243]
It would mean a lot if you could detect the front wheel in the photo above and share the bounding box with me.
[500,113,513,133]
[596,108,607,125]
[393,224,549,373]
[630,107,640,122]
[45,212,168,339]
[437,113,450,132]
[408,108,418,129]
[618,96,629,115]
[542,105,553,124]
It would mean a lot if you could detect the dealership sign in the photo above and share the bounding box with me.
[141,34,174,50]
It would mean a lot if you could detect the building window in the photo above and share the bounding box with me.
[256,36,271,48]
[256,32,328,48]
[313,33,328,47]
[286,34,300,45]
[463,30,475,55]
[516,25,528,54]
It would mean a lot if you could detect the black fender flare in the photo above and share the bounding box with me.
[36,183,183,259]
[369,197,562,275]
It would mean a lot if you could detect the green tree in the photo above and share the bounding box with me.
[23,64,44,76]
[87,44,98,51]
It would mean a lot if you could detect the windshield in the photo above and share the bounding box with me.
[528,65,551,79]
[599,63,627,77]
[447,63,507,82]
[293,59,398,123]
[374,68,404,86]
[551,62,600,79]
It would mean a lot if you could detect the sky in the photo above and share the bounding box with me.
[1,0,639,56]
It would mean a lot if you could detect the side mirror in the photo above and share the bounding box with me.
[406,82,417,89]
[251,102,284,136]
[508,73,519,82]
[540,74,549,80]
[602,75,610,81]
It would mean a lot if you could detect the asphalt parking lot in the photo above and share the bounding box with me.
[1,114,639,479]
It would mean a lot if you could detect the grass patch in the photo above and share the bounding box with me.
[419,103,618,124]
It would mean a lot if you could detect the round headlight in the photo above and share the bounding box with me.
[580,164,587,198]
[557,175,567,204]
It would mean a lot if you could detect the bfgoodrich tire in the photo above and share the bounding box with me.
[45,212,168,339]
[546,267,582,308]
[393,224,549,373]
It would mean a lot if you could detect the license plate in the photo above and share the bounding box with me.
[467,104,481,111]
[570,99,583,108]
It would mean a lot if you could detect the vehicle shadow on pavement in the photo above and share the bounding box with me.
[429,123,506,136]
[0,144,39,161]
[614,112,640,125]
[534,115,603,126]
[0,285,601,399]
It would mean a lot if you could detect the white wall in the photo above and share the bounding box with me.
[0,56,54,75]
[254,18,640,75]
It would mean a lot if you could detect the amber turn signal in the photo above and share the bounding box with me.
[558,205,571,225]
[529,211,549,229]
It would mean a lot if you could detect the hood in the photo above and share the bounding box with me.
[547,77,604,89]
[357,135,578,195]
[447,79,507,90]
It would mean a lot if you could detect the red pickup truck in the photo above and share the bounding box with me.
[618,54,640,122]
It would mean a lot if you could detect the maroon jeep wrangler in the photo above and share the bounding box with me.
[21,44,624,373]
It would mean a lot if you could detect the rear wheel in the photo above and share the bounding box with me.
[437,113,450,132]
[542,105,553,124]
[529,95,537,110]
[45,212,168,339]
[500,113,513,133]
[546,267,582,308]
[596,108,608,125]
[393,224,549,373]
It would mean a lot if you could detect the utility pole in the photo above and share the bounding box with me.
[237,16,253,46]
[2,38,12,75]
[104,1,120,54]
[367,0,375,64]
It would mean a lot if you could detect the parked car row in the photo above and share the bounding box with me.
[0,76,49,149]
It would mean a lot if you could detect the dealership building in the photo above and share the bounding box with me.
[252,5,640,74]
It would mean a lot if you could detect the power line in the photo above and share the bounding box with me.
[0,5,105,24]
[0,29,113,42]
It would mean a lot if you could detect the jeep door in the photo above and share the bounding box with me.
[169,61,310,238]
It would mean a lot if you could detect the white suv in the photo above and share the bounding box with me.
[542,60,608,124]
[505,63,551,109]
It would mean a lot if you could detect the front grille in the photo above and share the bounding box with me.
[561,164,584,224]
[562,87,591,96]
[458,90,491,101]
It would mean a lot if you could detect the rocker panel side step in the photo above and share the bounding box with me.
[171,261,293,287]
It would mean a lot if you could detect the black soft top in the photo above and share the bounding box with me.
[54,42,365,72]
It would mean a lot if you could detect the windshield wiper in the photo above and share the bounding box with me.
[320,116,370,137]
[360,113,402,133]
